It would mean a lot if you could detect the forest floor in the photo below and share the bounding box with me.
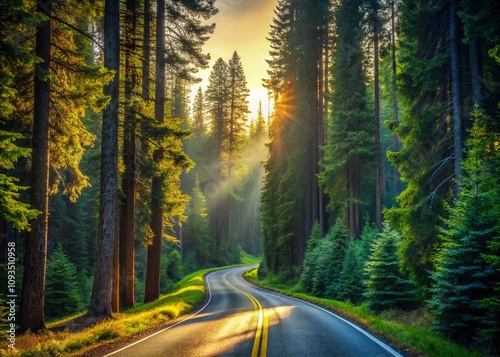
[243,268,487,357]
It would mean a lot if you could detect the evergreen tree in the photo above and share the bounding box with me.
[320,0,373,239]
[88,0,120,318]
[183,177,211,269]
[312,220,347,298]
[45,245,81,319]
[191,87,206,136]
[430,111,500,349]
[0,0,40,232]
[299,222,322,293]
[337,224,378,304]
[205,58,229,248]
[365,223,419,312]
[262,0,330,276]
[0,131,39,231]
[19,0,52,332]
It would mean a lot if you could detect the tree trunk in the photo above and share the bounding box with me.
[469,37,483,107]
[144,0,165,303]
[374,16,382,231]
[19,0,52,332]
[111,218,119,313]
[391,0,401,197]
[87,0,120,318]
[450,0,463,192]
[119,0,137,309]
[216,102,223,248]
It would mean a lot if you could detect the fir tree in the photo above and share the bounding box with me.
[365,223,419,312]
[183,177,211,269]
[300,222,322,293]
[430,111,500,349]
[320,0,373,239]
[45,245,81,319]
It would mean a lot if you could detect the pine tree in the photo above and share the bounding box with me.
[430,111,500,349]
[19,0,52,332]
[183,177,211,269]
[300,222,322,293]
[45,245,81,319]
[88,0,120,318]
[320,0,373,239]
[226,51,249,248]
[0,1,40,232]
[312,220,347,298]
[261,0,330,276]
[385,0,458,287]
[365,223,419,312]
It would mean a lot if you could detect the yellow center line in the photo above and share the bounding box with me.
[223,274,268,357]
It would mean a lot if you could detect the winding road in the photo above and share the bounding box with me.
[104,266,404,357]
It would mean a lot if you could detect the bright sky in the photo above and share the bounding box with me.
[190,0,278,121]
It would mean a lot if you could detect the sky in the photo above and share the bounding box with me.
[190,0,278,121]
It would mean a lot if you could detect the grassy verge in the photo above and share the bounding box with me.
[243,268,484,357]
[0,254,260,357]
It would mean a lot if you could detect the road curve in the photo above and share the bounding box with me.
[104,266,404,357]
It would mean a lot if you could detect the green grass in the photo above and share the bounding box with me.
[0,256,259,357]
[244,268,485,357]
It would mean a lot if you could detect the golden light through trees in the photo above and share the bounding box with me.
[190,0,278,120]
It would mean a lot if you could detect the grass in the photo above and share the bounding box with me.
[243,268,485,357]
[0,253,259,357]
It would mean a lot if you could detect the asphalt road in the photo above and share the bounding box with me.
[105,266,403,357]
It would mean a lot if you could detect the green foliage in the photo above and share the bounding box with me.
[320,0,374,237]
[45,245,82,319]
[365,223,420,312]
[430,111,500,350]
[299,222,322,293]
[336,224,377,304]
[160,249,184,293]
[0,1,41,231]
[0,130,40,230]
[183,177,212,269]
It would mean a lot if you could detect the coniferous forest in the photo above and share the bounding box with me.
[0,0,500,355]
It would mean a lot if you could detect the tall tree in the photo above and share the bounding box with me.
[386,0,459,286]
[261,0,330,276]
[19,0,52,332]
[205,58,228,248]
[144,0,166,303]
[365,223,419,312]
[87,0,120,318]
[226,51,249,246]
[364,0,384,231]
[119,0,139,309]
[320,0,373,239]
[430,112,500,348]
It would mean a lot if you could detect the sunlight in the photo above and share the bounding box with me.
[165,305,296,357]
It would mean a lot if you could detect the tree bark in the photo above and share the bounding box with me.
[374,14,382,231]
[469,37,483,107]
[87,0,120,318]
[119,0,137,309]
[19,0,52,333]
[450,0,463,192]
[144,0,165,303]
[391,0,401,197]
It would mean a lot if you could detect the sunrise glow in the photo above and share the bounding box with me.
[190,0,278,121]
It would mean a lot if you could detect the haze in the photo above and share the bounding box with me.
[191,0,278,120]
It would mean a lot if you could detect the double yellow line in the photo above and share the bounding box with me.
[223,274,268,357]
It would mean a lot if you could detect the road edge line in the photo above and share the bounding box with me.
[102,272,215,357]
[239,270,403,357]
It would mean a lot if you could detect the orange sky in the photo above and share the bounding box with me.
[191,0,278,121]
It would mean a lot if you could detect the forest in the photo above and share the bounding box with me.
[0,0,499,355]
